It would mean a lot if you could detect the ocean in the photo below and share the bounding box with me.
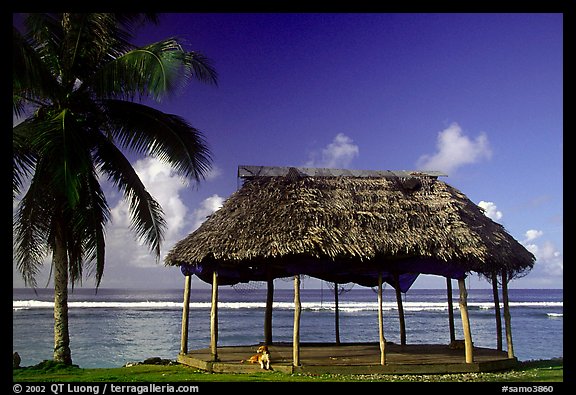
[13,286,563,369]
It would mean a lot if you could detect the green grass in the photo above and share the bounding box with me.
[12,358,563,382]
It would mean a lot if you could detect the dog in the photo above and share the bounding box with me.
[449,339,472,350]
[240,345,271,370]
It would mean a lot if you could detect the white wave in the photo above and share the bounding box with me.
[12,299,563,312]
[509,301,563,308]
[13,300,184,310]
[469,302,563,310]
[547,313,563,318]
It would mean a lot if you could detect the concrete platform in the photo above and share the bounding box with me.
[177,342,518,375]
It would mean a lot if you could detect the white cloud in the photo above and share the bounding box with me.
[478,200,503,221]
[524,240,563,277]
[106,158,225,269]
[204,165,222,181]
[13,155,226,287]
[475,201,562,279]
[537,241,563,276]
[305,133,359,168]
[107,157,191,268]
[190,194,224,231]
[131,157,190,239]
[416,123,492,175]
[524,229,544,243]
[522,228,562,278]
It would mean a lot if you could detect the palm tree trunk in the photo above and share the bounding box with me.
[53,229,72,365]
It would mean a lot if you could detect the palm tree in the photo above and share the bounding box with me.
[13,13,217,365]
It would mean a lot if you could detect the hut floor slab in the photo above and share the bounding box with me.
[177,342,517,375]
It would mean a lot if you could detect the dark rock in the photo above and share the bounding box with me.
[124,357,176,367]
[13,352,21,369]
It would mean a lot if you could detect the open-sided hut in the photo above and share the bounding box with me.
[165,166,535,372]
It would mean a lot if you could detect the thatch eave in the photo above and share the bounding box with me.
[165,170,535,288]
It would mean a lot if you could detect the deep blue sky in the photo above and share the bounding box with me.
[13,13,563,290]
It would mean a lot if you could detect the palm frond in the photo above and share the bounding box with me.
[60,14,135,85]
[182,50,218,86]
[113,13,160,32]
[28,109,95,207]
[91,38,217,101]
[79,169,110,287]
[103,99,212,183]
[13,170,56,288]
[66,167,111,287]
[13,119,37,198]
[92,133,166,259]
[22,14,64,78]
[12,27,60,116]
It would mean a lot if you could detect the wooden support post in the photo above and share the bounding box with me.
[210,270,219,361]
[334,282,340,345]
[502,270,515,358]
[377,273,386,365]
[264,276,274,345]
[394,273,406,346]
[492,273,503,351]
[458,278,474,363]
[293,275,301,366]
[446,277,456,344]
[179,274,192,355]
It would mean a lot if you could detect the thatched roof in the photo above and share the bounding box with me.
[165,166,534,290]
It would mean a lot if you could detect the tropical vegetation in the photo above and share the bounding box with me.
[13,13,217,365]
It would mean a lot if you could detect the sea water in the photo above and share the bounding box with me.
[12,286,563,368]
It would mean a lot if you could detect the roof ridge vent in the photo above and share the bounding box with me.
[285,167,305,181]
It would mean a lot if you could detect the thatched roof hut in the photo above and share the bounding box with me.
[166,165,535,367]
[165,166,534,290]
